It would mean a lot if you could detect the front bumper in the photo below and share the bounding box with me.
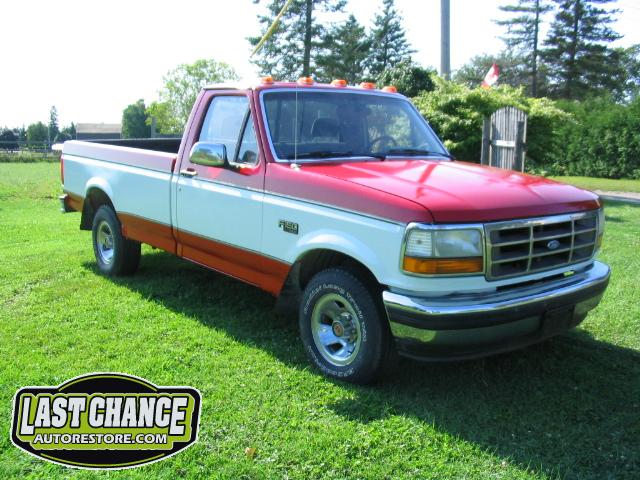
[383,261,610,360]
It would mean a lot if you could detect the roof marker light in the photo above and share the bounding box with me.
[261,75,274,85]
[359,82,376,89]
[382,85,398,93]
[297,76,314,85]
[331,79,347,87]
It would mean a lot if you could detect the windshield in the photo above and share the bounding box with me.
[262,90,448,161]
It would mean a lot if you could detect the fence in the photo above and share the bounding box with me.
[0,140,55,154]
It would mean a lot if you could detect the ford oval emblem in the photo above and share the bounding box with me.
[547,239,561,250]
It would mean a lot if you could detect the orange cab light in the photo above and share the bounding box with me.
[382,85,398,93]
[331,79,348,87]
[403,257,483,275]
[261,75,274,85]
[297,76,314,85]
[359,82,376,89]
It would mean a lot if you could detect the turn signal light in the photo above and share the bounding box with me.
[331,79,347,87]
[359,82,376,89]
[298,76,314,85]
[382,85,398,93]
[261,75,274,85]
[403,257,483,275]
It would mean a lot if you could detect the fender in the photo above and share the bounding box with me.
[292,229,386,283]
[85,177,115,207]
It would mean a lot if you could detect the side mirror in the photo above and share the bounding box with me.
[189,142,226,167]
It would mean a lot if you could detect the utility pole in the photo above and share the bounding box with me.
[440,0,451,79]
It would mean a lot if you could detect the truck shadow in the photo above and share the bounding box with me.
[85,251,640,479]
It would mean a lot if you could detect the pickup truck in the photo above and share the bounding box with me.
[59,78,610,384]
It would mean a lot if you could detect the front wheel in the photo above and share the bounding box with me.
[91,205,140,276]
[299,268,393,384]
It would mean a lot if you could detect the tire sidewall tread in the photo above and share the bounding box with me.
[300,267,389,384]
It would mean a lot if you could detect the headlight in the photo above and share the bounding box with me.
[402,226,484,275]
[596,208,605,251]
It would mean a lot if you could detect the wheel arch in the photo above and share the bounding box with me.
[80,183,115,230]
[275,247,384,319]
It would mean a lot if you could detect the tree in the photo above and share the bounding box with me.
[376,60,435,97]
[542,0,621,99]
[54,132,72,143]
[26,122,48,145]
[606,44,640,102]
[61,123,76,139]
[316,15,370,83]
[0,128,18,150]
[366,0,414,78]
[249,0,346,79]
[495,0,553,96]
[453,51,547,91]
[122,99,151,138]
[146,59,238,135]
[48,106,59,143]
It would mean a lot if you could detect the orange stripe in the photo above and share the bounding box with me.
[178,230,290,296]
[64,192,84,212]
[118,213,290,296]
[118,213,177,254]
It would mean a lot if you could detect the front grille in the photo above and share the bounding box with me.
[485,211,598,280]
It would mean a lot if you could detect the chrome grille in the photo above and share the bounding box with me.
[485,211,599,280]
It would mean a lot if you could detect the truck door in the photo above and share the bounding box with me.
[174,90,268,287]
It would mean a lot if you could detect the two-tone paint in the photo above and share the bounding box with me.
[60,81,607,334]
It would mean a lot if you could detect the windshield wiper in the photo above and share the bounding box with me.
[383,148,454,159]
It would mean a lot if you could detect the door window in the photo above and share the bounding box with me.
[199,96,249,160]
[235,115,259,165]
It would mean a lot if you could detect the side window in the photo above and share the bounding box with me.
[199,96,248,160]
[236,115,259,165]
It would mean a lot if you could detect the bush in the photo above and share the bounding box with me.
[412,78,568,167]
[551,97,640,178]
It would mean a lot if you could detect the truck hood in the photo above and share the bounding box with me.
[303,159,601,223]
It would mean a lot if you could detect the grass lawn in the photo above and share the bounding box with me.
[551,176,640,194]
[1,163,639,479]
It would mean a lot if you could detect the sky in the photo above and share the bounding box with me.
[1,0,639,128]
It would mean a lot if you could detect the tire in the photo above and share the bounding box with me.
[91,205,140,276]
[299,267,393,384]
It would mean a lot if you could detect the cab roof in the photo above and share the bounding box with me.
[204,79,401,95]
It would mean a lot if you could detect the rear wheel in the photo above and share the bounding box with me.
[91,205,140,276]
[299,268,393,384]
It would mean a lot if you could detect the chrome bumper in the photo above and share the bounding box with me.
[383,261,610,360]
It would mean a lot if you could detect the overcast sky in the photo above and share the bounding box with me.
[1,0,638,128]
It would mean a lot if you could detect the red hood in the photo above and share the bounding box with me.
[302,160,601,223]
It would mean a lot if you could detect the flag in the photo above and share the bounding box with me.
[481,63,500,89]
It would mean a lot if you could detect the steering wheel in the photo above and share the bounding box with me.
[368,135,398,152]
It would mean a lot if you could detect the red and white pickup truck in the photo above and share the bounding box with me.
[59,79,610,383]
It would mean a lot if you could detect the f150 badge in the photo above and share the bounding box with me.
[278,220,299,235]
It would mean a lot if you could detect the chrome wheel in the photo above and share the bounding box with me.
[96,220,114,265]
[310,293,362,366]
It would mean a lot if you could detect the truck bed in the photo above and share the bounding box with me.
[63,140,177,173]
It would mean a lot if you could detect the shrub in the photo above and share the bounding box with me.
[412,78,568,167]
[552,97,640,178]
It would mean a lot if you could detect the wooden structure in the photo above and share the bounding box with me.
[481,106,527,172]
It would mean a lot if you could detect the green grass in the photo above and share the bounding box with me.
[1,163,639,479]
[551,176,640,194]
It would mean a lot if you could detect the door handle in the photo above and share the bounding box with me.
[180,168,198,178]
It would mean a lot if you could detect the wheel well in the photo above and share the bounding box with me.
[297,250,379,290]
[275,249,382,318]
[80,188,114,230]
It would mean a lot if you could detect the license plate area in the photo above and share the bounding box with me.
[541,305,575,336]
